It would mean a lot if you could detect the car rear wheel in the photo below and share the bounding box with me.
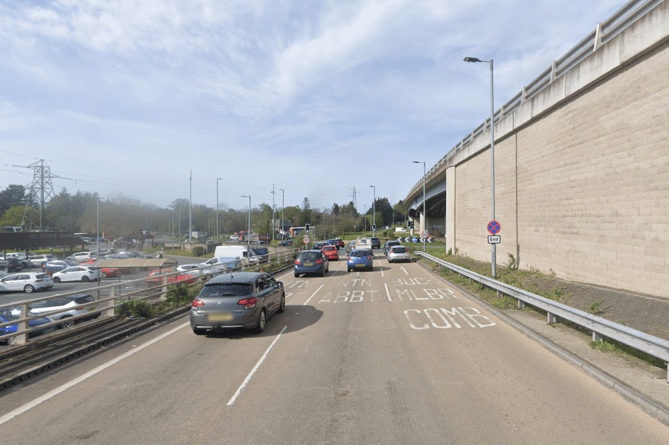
[254,309,266,334]
[82,276,90,282]
[59,316,75,329]
[24,285,34,293]
[53,277,61,283]
[193,328,207,335]
[294,273,299,278]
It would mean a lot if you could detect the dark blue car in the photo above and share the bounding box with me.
[0,308,56,342]
[294,250,329,277]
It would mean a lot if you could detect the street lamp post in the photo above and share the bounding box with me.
[241,195,251,253]
[464,56,496,277]
[413,161,426,251]
[96,199,100,258]
[280,189,284,241]
[370,185,376,237]
[216,178,222,240]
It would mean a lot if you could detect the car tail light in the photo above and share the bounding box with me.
[315,259,323,264]
[238,297,257,309]
[366,256,372,260]
[295,259,301,265]
[76,306,85,311]
[192,299,204,307]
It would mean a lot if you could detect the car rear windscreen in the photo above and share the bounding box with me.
[297,252,320,261]
[200,283,253,298]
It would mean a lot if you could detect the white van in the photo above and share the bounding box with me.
[213,246,260,265]
[198,256,240,271]
[356,237,373,251]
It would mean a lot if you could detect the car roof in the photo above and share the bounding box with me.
[31,294,92,307]
[205,271,267,285]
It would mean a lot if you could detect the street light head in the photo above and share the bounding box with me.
[413,160,421,164]
[464,57,481,63]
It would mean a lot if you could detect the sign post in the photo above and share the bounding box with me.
[487,221,501,276]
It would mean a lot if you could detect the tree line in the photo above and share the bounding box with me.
[0,185,408,241]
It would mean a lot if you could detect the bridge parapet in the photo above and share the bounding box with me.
[407,0,668,203]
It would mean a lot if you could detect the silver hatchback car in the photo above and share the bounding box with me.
[387,245,411,263]
[190,272,285,335]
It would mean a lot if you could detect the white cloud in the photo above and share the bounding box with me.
[0,0,630,208]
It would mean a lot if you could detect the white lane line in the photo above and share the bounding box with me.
[400,266,409,275]
[384,283,392,302]
[227,325,287,406]
[303,284,324,305]
[0,321,190,426]
[228,274,325,406]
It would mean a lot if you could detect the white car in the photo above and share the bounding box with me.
[0,272,54,293]
[176,264,217,278]
[25,294,100,328]
[71,252,93,261]
[28,254,57,268]
[52,266,100,283]
[387,246,411,263]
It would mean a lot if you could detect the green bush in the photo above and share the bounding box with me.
[192,246,205,257]
[166,283,197,307]
[117,299,155,319]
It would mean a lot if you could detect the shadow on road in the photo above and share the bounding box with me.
[200,304,323,339]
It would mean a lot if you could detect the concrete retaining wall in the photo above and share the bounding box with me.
[451,2,669,297]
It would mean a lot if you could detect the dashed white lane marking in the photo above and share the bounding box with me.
[227,326,287,406]
[303,284,324,305]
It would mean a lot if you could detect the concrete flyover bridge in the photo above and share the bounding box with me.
[405,0,669,298]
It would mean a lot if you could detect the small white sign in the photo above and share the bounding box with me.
[303,235,310,244]
[421,231,428,238]
[488,235,501,244]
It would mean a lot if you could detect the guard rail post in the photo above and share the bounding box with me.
[161,275,168,300]
[101,284,116,317]
[14,302,29,346]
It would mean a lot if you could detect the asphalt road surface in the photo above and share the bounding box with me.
[1,251,667,444]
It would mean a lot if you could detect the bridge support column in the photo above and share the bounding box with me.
[446,166,456,253]
[419,209,425,235]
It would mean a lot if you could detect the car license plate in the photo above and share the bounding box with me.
[304,262,313,266]
[355,263,364,268]
[209,313,233,321]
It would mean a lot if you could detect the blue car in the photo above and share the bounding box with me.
[294,250,329,277]
[42,260,79,275]
[347,249,373,272]
[0,308,56,342]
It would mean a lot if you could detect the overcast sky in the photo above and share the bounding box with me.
[0,0,624,213]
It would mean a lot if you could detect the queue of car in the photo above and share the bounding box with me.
[0,239,414,345]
